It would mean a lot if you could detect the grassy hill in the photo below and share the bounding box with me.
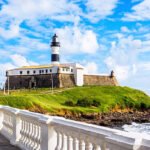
[0,86,149,115]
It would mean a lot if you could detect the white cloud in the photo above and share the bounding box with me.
[0,23,20,39]
[0,49,11,59]
[104,34,147,81]
[141,40,150,52]
[0,63,15,76]
[0,63,16,88]
[104,29,150,93]
[121,26,130,33]
[138,62,150,71]
[104,56,130,80]
[0,54,39,87]
[123,0,150,21]
[10,54,38,67]
[0,0,118,24]
[0,0,81,23]
[0,0,82,40]
[3,36,49,55]
[55,26,99,54]
[84,62,98,74]
[121,62,150,95]
[86,0,118,22]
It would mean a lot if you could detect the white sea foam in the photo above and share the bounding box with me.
[123,122,150,139]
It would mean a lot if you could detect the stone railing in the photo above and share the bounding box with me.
[0,105,149,150]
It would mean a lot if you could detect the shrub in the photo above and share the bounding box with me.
[92,99,100,107]
[76,98,100,107]
[64,100,74,106]
[140,102,147,110]
[76,98,92,107]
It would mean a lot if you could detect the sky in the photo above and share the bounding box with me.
[0,0,150,94]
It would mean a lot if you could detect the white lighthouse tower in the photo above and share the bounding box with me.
[50,34,60,65]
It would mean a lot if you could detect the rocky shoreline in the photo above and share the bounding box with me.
[64,109,150,128]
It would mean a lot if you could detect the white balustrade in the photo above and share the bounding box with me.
[0,105,149,150]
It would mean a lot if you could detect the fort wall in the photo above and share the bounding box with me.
[59,74,76,88]
[84,75,119,86]
[5,74,118,89]
[5,74,59,89]
[5,73,76,89]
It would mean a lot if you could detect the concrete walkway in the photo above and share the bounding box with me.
[0,134,20,150]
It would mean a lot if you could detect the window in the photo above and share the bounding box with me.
[46,69,48,74]
[63,68,65,71]
[71,69,73,72]
[42,70,44,73]
[39,70,41,74]
[20,71,23,75]
[50,69,52,72]
[27,71,30,74]
[33,70,36,74]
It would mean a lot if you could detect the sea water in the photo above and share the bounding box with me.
[123,122,150,139]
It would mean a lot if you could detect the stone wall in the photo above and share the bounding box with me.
[5,73,76,89]
[84,75,119,86]
[5,74,59,89]
[59,74,76,88]
[5,74,118,89]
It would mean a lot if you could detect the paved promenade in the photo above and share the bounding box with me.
[0,134,20,150]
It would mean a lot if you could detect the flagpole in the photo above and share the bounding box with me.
[8,76,9,95]
[51,73,53,94]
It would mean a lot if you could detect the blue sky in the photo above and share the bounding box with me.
[0,0,150,94]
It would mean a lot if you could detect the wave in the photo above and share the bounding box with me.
[123,122,150,138]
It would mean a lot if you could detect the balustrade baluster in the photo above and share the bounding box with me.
[27,122,33,149]
[30,123,34,149]
[32,124,38,150]
[55,130,62,150]
[25,121,29,147]
[79,139,85,150]
[73,137,79,150]
[20,120,23,142]
[30,123,35,149]
[85,141,92,150]
[36,125,41,150]
[22,120,26,145]
[20,120,24,144]
[27,122,31,148]
[61,132,67,150]
[100,141,105,150]
[31,123,36,149]
[67,134,73,150]
[93,144,100,150]
[24,121,29,146]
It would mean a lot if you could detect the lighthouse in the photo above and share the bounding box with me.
[51,34,60,65]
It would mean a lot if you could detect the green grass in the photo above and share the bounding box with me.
[0,86,149,114]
